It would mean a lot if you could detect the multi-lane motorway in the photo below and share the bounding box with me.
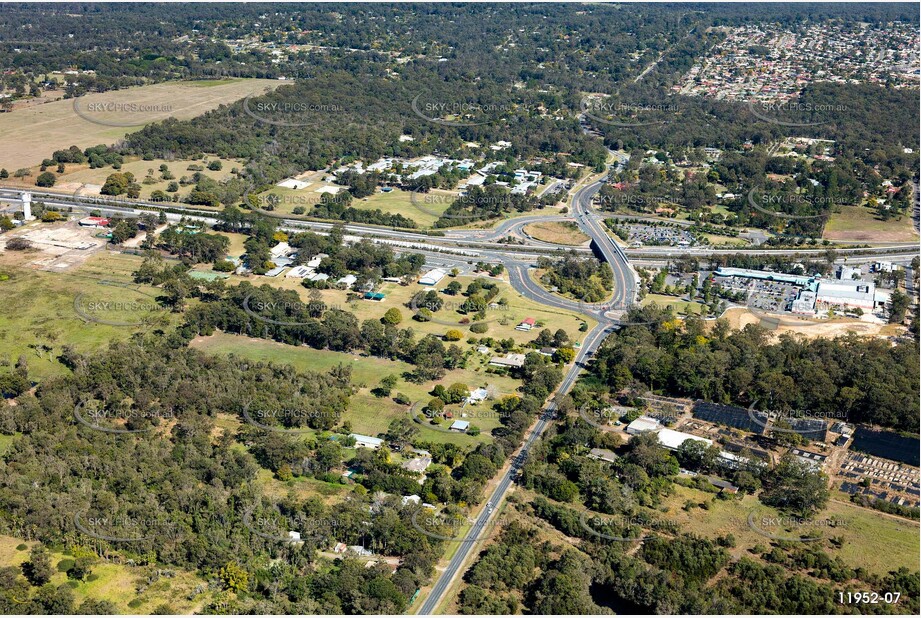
[0,181,633,615]
[2,181,918,613]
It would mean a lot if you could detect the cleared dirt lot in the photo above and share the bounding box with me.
[719,306,898,339]
[0,221,107,271]
[0,79,281,171]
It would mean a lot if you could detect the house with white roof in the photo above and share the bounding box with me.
[337,274,358,288]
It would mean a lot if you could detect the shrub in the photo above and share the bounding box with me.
[35,171,56,187]
[470,322,489,334]
[5,237,32,250]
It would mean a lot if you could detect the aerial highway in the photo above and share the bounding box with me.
[2,186,918,260]
[570,180,639,312]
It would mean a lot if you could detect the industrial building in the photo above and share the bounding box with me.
[626,416,662,435]
[815,279,885,310]
[713,266,812,287]
[656,428,713,450]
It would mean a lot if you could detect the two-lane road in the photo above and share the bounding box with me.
[416,321,614,615]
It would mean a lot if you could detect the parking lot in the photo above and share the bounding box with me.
[714,275,801,312]
[628,223,696,248]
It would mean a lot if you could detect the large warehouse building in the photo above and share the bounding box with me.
[815,280,887,310]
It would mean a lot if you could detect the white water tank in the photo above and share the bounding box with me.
[21,192,33,220]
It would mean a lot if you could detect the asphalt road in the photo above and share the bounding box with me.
[416,321,614,615]
[570,180,638,311]
[2,186,917,258]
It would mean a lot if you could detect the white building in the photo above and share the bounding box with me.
[655,428,713,451]
[419,268,447,286]
[837,265,862,281]
[466,387,489,405]
[306,254,327,269]
[350,434,383,449]
[489,353,526,369]
[815,280,880,310]
[270,242,292,258]
[277,178,310,190]
[337,274,358,288]
[626,416,662,435]
[791,290,817,314]
[286,265,314,278]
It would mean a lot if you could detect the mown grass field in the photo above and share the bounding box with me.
[250,186,455,228]
[354,188,454,228]
[523,220,589,245]
[702,233,750,247]
[823,205,918,243]
[190,332,523,447]
[641,293,706,315]
[0,535,216,613]
[0,79,281,171]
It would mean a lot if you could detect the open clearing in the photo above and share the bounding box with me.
[190,332,523,447]
[354,188,453,227]
[0,79,280,171]
[719,307,895,340]
[251,186,454,228]
[660,484,918,576]
[641,293,706,315]
[0,535,215,613]
[42,156,245,202]
[0,249,174,379]
[823,205,918,243]
[523,220,589,245]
